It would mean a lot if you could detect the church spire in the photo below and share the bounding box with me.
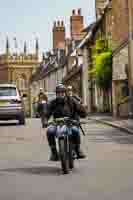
[24,41,27,54]
[35,38,39,58]
[6,36,10,55]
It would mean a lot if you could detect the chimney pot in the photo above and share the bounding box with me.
[61,20,64,26]
[72,9,75,15]
[78,8,81,15]
[54,21,56,27]
[57,20,60,26]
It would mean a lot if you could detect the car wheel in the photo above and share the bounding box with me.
[18,117,26,125]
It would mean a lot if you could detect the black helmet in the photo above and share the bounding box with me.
[56,84,66,93]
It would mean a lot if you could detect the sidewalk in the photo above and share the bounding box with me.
[88,114,133,134]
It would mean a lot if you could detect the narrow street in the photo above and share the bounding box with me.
[0,119,133,199]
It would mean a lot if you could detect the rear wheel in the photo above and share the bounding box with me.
[18,116,26,125]
[58,138,69,174]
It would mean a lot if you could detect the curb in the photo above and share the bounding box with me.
[88,117,133,135]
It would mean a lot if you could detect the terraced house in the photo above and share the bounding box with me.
[31,9,88,103]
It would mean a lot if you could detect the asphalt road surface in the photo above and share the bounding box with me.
[0,118,133,200]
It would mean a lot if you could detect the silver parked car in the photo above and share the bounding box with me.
[45,92,56,101]
[0,84,25,125]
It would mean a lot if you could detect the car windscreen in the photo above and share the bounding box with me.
[48,94,56,101]
[0,87,17,97]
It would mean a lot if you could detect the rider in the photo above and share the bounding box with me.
[46,84,87,161]
[38,88,44,97]
[66,85,85,143]
[67,85,82,103]
[38,90,48,128]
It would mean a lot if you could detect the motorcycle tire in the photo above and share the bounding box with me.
[68,140,74,169]
[58,137,69,174]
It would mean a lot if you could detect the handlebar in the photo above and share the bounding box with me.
[48,117,79,126]
[47,117,85,136]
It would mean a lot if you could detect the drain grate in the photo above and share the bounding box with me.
[15,137,25,141]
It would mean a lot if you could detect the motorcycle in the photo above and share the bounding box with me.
[49,117,78,174]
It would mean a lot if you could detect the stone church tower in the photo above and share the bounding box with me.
[0,37,40,116]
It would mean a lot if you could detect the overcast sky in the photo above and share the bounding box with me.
[0,0,95,55]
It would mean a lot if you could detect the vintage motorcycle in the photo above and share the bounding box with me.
[49,117,79,174]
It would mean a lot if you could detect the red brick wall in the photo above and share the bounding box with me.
[53,21,65,50]
[112,0,129,46]
[70,9,84,41]
[128,0,133,31]
[105,8,113,38]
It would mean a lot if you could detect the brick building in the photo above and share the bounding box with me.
[112,0,128,47]
[94,0,130,116]
[112,0,129,117]
[31,9,86,100]
[85,0,113,113]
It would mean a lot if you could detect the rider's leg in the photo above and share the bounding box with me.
[71,126,86,159]
[47,125,59,161]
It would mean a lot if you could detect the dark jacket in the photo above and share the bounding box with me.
[47,96,87,120]
[72,94,82,103]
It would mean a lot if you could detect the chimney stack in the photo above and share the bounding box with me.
[70,8,84,41]
[53,20,66,50]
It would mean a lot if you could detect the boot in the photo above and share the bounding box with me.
[49,146,59,161]
[72,134,86,159]
[47,134,59,161]
[75,145,86,159]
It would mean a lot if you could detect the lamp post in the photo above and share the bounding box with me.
[128,0,133,118]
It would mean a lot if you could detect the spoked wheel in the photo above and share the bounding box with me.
[58,137,69,174]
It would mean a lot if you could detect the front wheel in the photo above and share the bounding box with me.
[58,138,69,174]
[68,140,74,169]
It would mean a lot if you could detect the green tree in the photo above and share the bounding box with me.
[95,51,112,90]
[90,38,112,112]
